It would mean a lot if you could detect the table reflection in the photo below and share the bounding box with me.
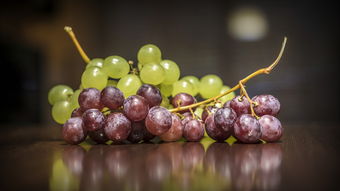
[50,142,282,191]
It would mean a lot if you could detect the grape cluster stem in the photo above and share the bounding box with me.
[64,25,287,114]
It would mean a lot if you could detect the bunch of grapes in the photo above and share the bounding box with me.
[48,29,287,145]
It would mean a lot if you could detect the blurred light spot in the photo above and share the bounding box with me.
[227,7,268,41]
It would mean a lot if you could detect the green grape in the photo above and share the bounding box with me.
[81,66,108,90]
[159,60,180,84]
[103,55,130,78]
[199,74,223,99]
[117,74,142,98]
[172,80,194,97]
[181,76,200,96]
[218,85,236,104]
[137,62,143,71]
[137,44,162,65]
[52,100,73,124]
[106,79,118,87]
[48,85,73,105]
[160,83,173,97]
[70,89,81,110]
[86,58,104,69]
[140,63,165,85]
[160,95,170,108]
[194,107,204,119]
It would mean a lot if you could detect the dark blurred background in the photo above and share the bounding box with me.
[0,0,339,127]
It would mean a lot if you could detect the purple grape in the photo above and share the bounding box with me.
[171,93,197,113]
[100,86,124,110]
[233,114,261,143]
[82,109,105,132]
[88,128,108,144]
[123,95,149,121]
[104,112,131,141]
[205,114,231,142]
[181,112,194,126]
[160,113,184,142]
[258,115,283,142]
[214,107,237,132]
[230,95,250,116]
[201,106,218,122]
[71,108,83,117]
[137,84,162,107]
[79,88,103,111]
[127,121,148,143]
[252,95,280,116]
[145,106,172,136]
[62,117,87,145]
[183,119,205,142]
[223,100,231,108]
[143,130,155,142]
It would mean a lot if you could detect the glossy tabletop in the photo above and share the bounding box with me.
[0,124,339,191]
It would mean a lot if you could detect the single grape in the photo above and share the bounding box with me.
[234,114,261,143]
[181,76,200,96]
[88,128,108,144]
[62,117,87,145]
[137,44,162,64]
[230,95,250,116]
[117,74,142,98]
[104,112,132,141]
[48,85,73,105]
[214,107,237,132]
[172,80,195,97]
[81,66,108,90]
[71,108,83,117]
[137,84,162,107]
[100,86,124,110]
[103,55,130,78]
[86,58,104,69]
[123,95,149,121]
[258,115,283,142]
[171,93,196,113]
[160,83,173,97]
[52,100,73,124]
[78,88,103,111]
[82,109,105,132]
[201,106,218,122]
[160,113,183,142]
[127,121,147,143]
[183,119,205,142]
[199,74,223,99]
[106,79,118,87]
[218,85,236,104]
[252,95,280,116]
[159,60,180,84]
[145,106,172,135]
[205,114,231,142]
[181,112,194,127]
[140,63,165,85]
[70,89,81,110]
[223,100,231,108]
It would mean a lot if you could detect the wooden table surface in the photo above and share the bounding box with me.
[0,124,339,191]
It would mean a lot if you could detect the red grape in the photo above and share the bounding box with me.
[62,117,87,145]
[252,95,280,116]
[100,86,124,110]
[160,113,183,142]
[78,88,103,111]
[171,93,196,113]
[223,100,231,108]
[183,119,204,142]
[258,115,283,142]
[214,107,237,132]
[137,84,162,107]
[71,108,83,117]
[230,95,250,116]
[82,109,105,132]
[127,121,148,143]
[205,114,231,142]
[201,106,218,122]
[145,106,172,136]
[123,95,149,121]
[104,112,131,141]
[234,114,262,143]
[181,112,194,126]
[88,128,108,144]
